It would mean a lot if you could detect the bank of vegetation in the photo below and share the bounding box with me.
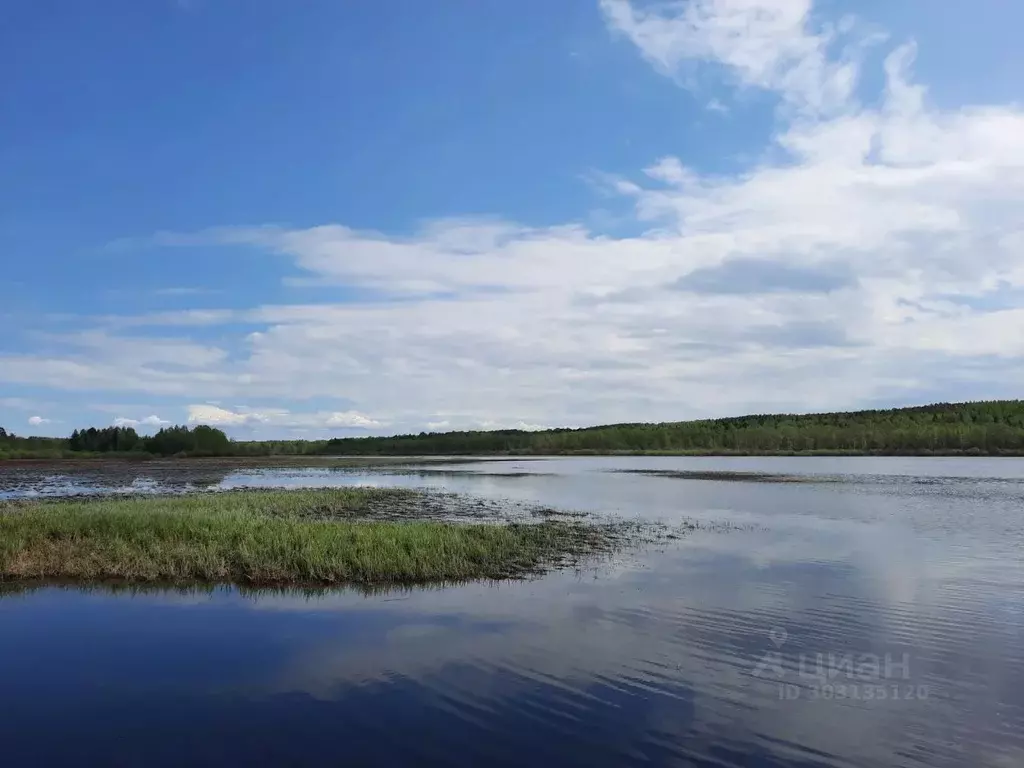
[4,401,1024,459]
[318,401,1024,456]
[0,489,612,585]
[0,424,236,460]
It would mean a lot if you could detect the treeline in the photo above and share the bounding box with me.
[0,425,232,459]
[5,401,1024,459]
[69,426,143,452]
[318,401,1024,456]
[0,428,68,460]
[228,439,328,457]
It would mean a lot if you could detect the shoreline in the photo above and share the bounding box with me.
[3,449,1024,465]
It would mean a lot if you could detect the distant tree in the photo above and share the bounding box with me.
[191,425,230,455]
[65,425,142,453]
[11,401,1024,461]
[143,424,231,456]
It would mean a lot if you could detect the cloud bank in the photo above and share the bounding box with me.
[186,405,382,432]
[113,415,171,430]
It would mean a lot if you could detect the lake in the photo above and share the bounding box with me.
[1,456,1022,767]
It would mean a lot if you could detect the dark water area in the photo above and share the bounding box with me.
[2,457,1023,766]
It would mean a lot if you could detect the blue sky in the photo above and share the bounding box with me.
[3,0,1024,437]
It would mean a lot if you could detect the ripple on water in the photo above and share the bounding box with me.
[0,457,1023,766]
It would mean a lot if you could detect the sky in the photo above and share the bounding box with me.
[3,0,1024,439]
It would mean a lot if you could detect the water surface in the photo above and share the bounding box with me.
[1,457,1022,766]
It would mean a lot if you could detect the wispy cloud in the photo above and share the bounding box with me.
[599,0,878,115]
[113,415,170,429]
[187,404,383,431]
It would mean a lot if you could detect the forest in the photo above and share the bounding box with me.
[3,401,1024,459]
[0,425,232,459]
[317,401,1024,456]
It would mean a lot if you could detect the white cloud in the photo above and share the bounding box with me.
[599,0,873,115]
[705,98,728,113]
[187,404,382,432]
[2,1,1024,432]
[323,411,380,429]
[113,415,170,429]
[476,420,550,432]
[27,416,51,426]
[187,404,257,427]
[424,418,549,433]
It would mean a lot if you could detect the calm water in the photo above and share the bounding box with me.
[2,457,1023,767]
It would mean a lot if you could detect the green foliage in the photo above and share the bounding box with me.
[0,424,231,458]
[144,425,231,457]
[69,426,141,452]
[317,400,1024,456]
[228,439,328,456]
[5,401,1024,459]
[0,489,610,585]
[0,429,69,459]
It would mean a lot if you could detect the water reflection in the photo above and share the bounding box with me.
[0,461,233,498]
[2,525,1022,766]
[0,457,542,499]
[1,458,1023,766]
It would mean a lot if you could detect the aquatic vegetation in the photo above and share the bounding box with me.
[0,489,621,586]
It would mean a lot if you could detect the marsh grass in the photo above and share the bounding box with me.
[0,489,616,586]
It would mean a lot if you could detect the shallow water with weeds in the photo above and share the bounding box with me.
[1,456,1023,767]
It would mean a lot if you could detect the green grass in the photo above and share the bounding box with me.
[0,489,613,586]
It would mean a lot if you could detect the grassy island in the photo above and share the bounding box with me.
[0,489,615,586]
